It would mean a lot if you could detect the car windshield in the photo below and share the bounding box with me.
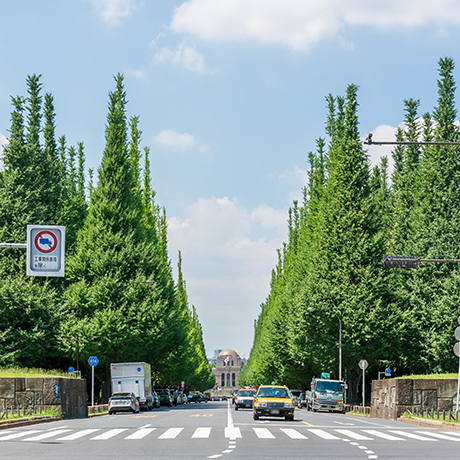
[315,381,343,393]
[257,388,289,398]
[238,390,256,397]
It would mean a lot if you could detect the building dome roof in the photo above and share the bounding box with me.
[218,349,239,357]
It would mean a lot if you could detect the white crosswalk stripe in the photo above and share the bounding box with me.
[0,431,41,441]
[280,428,308,439]
[125,428,156,440]
[91,429,128,440]
[307,429,341,440]
[334,429,373,440]
[23,429,71,441]
[58,429,101,440]
[388,430,438,441]
[253,428,275,439]
[361,430,406,441]
[158,427,184,439]
[192,427,212,438]
[415,431,460,442]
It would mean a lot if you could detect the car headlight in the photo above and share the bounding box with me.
[259,402,267,407]
[284,402,294,408]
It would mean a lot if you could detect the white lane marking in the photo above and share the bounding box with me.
[362,430,406,441]
[91,429,128,440]
[23,429,71,441]
[368,456,378,459]
[0,431,41,441]
[365,451,375,454]
[334,430,373,440]
[139,424,151,429]
[308,429,341,440]
[192,427,212,439]
[58,429,100,440]
[47,426,68,431]
[225,428,241,439]
[280,428,308,439]
[334,421,356,426]
[415,431,460,442]
[253,428,275,439]
[389,430,437,441]
[158,427,184,439]
[125,428,156,440]
[208,455,222,458]
[222,450,233,453]
[358,445,368,449]
[225,401,241,439]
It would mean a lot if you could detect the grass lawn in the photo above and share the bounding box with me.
[396,373,458,379]
[0,367,79,379]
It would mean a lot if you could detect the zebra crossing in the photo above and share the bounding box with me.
[1,426,460,443]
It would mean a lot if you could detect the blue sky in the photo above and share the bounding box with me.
[1,0,460,360]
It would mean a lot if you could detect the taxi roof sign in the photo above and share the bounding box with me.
[27,225,65,277]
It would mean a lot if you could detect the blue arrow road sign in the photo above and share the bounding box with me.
[385,368,391,376]
[88,356,99,367]
[68,366,74,373]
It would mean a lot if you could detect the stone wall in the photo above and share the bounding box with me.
[371,378,458,420]
[0,377,87,419]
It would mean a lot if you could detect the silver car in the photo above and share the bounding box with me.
[234,389,256,410]
[108,392,140,414]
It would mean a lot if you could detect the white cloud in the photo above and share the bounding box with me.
[87,0,141,26]
[153,43,209,74]
[0,131,7,172]
[154,129,195,151]
[168,197,287,356]
[364,124,398,174]
[170,0,460,51]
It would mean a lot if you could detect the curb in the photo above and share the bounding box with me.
[345,412,371,418]
[399,416,460,431]
[0,416,62,430]
[88,412,108,418]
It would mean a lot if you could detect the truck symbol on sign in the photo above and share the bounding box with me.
[39,238,53,246]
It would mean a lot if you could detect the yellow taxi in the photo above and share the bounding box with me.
[253,384,295,421]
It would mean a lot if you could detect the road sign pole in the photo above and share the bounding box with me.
[91,365,94,406]
[362,367,365,408]
[457,355,460,414]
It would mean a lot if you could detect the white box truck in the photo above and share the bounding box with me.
[111,362,154,411]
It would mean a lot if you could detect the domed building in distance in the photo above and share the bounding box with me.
[212,349,242,390]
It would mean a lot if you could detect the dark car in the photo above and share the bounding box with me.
[152,391,160,408]
[157,389,173,406]
[108,392,140,415]
[297,392,307,408]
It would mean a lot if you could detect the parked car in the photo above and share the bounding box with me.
[108,392,140,415]
[189,392,208,403]
[289,389,302,408]
[152,391,160,409]
[297,392,308,408]
[253,385,295,421]
[156,389,173,406]
[234,388,256,410]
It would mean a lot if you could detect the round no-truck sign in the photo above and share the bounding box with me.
[34,230,58,253]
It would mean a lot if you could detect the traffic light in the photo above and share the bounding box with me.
[383,256,418,269]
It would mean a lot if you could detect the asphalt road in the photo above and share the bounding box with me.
[1,401,460,460]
